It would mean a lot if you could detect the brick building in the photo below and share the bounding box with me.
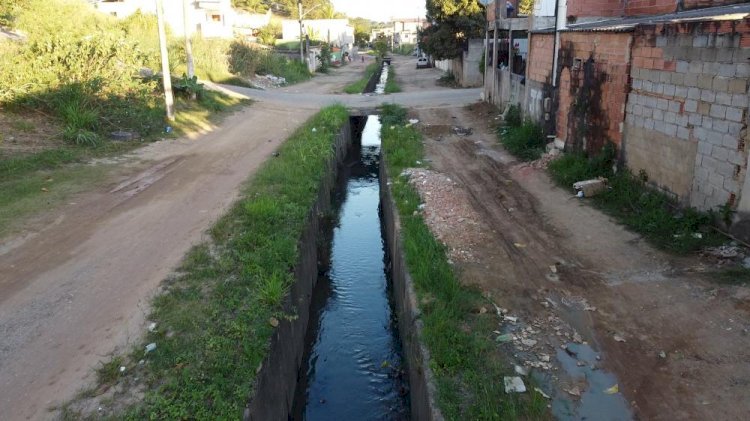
[484,0,750,239]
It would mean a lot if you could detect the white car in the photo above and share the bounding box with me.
[416,57,429,69]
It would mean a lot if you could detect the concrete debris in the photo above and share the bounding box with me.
[521,338,538,347]
[704,245,741,259]
[452,126,473,136]
[401,168,488,262]
[515,365,530,376]
[565,386,582,397]
[573,178,608,198]
[534,387,551,399]
[504,376,527,393]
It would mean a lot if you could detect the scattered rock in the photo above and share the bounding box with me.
[269,317,279,327]
[613,334,626,343]
[515,365,530,376]
[521,338,538,347]
[565,386,581,397]
[658,351,667,359]
[147,322,157,332]
[504,376,527,393]
[534,387,551,399]
[144,343,156,354]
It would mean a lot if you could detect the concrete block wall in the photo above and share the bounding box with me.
[624,21,750,211]
[556,32,632,153]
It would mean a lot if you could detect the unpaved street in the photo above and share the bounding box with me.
[390,56,750,420]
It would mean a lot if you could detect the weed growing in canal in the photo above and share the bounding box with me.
[344,62,379,94]
[380,104,548,419]
[63,106,349,419]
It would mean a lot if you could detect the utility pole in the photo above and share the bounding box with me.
[183,0,195,79]
[156,0,175,121]
[298,0,304,64]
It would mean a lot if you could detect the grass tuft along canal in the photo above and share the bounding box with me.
[291,115,409,420]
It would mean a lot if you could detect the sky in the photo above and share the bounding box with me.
[331,0,426,22]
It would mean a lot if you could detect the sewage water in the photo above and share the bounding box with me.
[291,116,409,420]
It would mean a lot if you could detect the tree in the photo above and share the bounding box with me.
[256,21,281,45]
[519,0,535,15]
[421,0,485,60]
[275,0,337,19]
[373,37,388,59]
[350,17,372,48]
[231,0,271,13]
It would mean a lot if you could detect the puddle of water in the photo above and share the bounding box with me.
[291,116,409,420]
[548,342,633,421]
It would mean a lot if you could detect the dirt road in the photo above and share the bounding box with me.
[0,63,376,420]
[397,71,750,419]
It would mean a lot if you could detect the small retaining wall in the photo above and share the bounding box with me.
[379,163,443,421]
[244,119,352,421]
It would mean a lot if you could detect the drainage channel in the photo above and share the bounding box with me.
[291,115,410,420]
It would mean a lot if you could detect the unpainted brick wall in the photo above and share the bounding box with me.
[683,0,748,10]
[528,33,554,84]
[625,21,750,211]
[567,0,625,18]
[625,0,675,17]
[556,32,632,153]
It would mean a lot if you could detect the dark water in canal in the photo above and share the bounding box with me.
[291,116,409,420]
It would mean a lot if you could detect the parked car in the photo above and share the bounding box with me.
[416,56,429,69]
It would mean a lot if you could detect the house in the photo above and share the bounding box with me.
[484,0,750,240]
[94,0,236,38]
[392,18,425,47]
[280,19,354,48]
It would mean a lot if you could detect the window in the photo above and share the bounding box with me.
[211,14,222,22]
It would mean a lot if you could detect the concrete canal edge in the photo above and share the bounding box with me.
[244,119,352,421]
[380,162,444,421]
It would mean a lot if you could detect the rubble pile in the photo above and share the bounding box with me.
[402,168,487,262]
[250,74,287,89]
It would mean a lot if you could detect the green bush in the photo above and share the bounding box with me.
[505,104,522,127]
[499,119,546,161]
[380,103,408,126]
[548,143,615,187]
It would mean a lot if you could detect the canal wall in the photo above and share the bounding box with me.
[380,164,444,421]
[244,119,352,421]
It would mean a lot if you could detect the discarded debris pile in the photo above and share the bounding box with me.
[250,74,287,89]
[573,177,608,198]
[401,168,487,262]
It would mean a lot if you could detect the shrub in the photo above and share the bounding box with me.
[499,119,546,161]
[317,43,332,72]
[505,104,522,127]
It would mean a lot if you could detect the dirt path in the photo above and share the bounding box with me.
[412,103,750,420]
[0,64,373,420]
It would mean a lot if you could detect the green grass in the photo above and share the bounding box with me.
[0,92,246,237]
[384,65,401,93]
[62,105,349,419]
[498,119,546,162]
[712,266,750,285]
[380,104,548,420]
[343,62,379,94]
[548,150,723,254]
